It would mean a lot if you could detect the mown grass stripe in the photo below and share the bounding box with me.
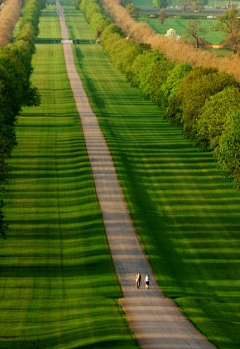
[62,5,240,349]
[0,8,139,349]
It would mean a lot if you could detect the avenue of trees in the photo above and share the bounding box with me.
[0,0,45,238]
[80,0,240,192]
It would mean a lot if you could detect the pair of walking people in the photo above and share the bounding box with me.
[135,272,150,289]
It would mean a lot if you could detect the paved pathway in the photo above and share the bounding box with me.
[57,2,216,348]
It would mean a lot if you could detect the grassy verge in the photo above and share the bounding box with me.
[0,8,139,349]
[63,3,240,349]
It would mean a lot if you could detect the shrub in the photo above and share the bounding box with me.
[177,67,238,140]
[196,85,240,150]
[138,54,174,105]
[160,63,192,124]
[214,113,240,190]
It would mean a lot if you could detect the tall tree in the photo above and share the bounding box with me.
[158,9,166,25]
[214,9,240,54]
[214,8,240,34]
[185,19,208,49]
[125,3,139,18]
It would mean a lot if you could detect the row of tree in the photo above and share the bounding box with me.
[99,0,240,83]
[0,0,45,238]
[0,0,24,47]
[79,0,240,191]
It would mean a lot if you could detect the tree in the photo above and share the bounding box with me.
[126,50,155,87]
[158,9,166,25]
[139,54,174,105]
[214,8,240,54]
[189,0,208,11]
[125,3,139,19]
[214,8,240,34]
[177,67,238,141]
[178,0,207,11]
[160,63,192,124]
[153,0,168,8]
[177,0,190,11]
[223,31,240,55]
[214,113,240,190]
[185,19,208,49]
[196,85,240,150]
[165,28,180,39]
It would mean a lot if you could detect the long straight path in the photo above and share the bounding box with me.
[57,2,216,348]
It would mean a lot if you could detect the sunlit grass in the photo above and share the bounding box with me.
[0,14,139,349]
[64,5,240,349]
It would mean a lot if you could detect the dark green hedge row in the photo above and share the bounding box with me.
[80,0,240,192]
[0,0,46,238]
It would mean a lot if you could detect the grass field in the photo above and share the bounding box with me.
[62,3,240,348]
[139,16,224,44]
[0,8,139,349]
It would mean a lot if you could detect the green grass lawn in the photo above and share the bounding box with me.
[0,8,139,349]
[139,16,224,44]
[62,3,240,349]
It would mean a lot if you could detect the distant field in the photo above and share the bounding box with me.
[138,16,224,44]
[0,8,139,349]
[64,4,240,349]
[132,0,240,10]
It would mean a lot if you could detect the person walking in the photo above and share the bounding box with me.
[135,272,141,289]
[145,274,150,289]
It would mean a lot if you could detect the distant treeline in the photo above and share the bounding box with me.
[0,0,46,238]
[79,0,240,192]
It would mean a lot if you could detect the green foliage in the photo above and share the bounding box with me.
[214,113,240,190]
[19,0,43,36]
[178,67,238,140]
[108,39,150,73]
[90,12,110,37]
[160,62,192,123]
[125,3,139,18]
[126,49,153,86]
[213,8,240,53]
[80,0,102,23]
[0,0,42,238]
[196,86,240,150]
[101,24,124,52]
[214,8,240,34]
[152,0,168,8]
[138,54,174,105]
[185,19,208,49]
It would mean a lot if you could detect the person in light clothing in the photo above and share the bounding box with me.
[135,272,141,288]
[145,274,150,289]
